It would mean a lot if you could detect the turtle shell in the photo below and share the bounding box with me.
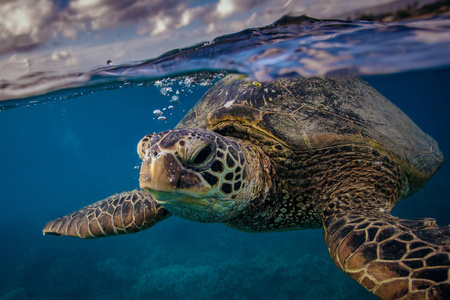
[177,74,443,194]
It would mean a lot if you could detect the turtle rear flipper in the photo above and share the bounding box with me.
[43,190,171,238]
[323,198,450,299]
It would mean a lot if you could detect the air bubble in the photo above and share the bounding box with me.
[164,87,173,94]
[153,109,163,116]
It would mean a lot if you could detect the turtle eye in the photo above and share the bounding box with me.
[192,143,214,166]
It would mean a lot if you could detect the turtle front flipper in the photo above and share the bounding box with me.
[43,190,171,238]
[322,198,450,299]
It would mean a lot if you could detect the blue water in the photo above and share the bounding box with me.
[1,9,450,300]
[0,68,449,299]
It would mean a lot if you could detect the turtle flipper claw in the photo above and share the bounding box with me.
[43,189,171,238]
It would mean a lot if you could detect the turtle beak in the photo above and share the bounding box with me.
[140,152,180,193]
[139,151,209,203]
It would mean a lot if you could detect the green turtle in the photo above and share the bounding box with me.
[43,74,450,299]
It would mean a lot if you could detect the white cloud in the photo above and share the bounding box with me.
[0,0,209,55]
[0,0,56,54]
[216,0,236,18]
[0,0,54,35]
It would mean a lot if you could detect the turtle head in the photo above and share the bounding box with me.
[138,128,264,222]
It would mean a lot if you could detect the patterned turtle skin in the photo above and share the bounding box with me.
[43,75,449,299]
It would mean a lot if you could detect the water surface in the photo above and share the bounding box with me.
[1,13,450,104]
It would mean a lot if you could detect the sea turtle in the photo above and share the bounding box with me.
[43,74,450,299]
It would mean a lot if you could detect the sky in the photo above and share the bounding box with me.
[0,0,441,84]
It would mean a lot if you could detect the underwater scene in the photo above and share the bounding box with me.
[1,1,450,299]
